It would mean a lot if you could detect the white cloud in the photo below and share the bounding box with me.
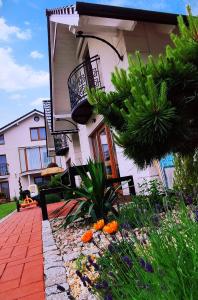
[30,50,44,59]
[0,17,31,41]
[31,97,49,107]
[0,47,49,92]
[9,93,26,100]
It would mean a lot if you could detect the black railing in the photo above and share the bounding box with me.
[68,55,102,112]
[0,163,9,176]
[54,134,69,156]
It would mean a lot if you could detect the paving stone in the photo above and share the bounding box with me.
[43,239,56,247]
[45,283,69,296]
[44,261,64,271]
[63,251,80,262]
[45,275,66,287]
[45,255,62,263]
[45,266,65,278]
[43,245,57,253]
[44,250,60,257]
[46,292,69,300]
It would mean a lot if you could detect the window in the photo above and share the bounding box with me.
[19,146,54,172]
[0,155,8,176]
[0,181,10,199]
[91,125,119,179]
[34,176,49,187]
[0,134,5,145]
[30,127,46,141]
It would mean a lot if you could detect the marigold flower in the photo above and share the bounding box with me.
[81,230,93,243]
[103,220,118,234]
[93,219,105,231]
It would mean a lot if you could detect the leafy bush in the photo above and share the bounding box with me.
[88,8,198,167]
[78,204,198,300]
[48,174,62,188]
[62,159,119,226]
[45,194,61,204]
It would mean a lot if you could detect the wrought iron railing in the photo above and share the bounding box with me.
[54,134,69,155]
[0,163,9,176]
[68,55,102,111]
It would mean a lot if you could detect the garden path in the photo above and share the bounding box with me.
[0,207,44,300]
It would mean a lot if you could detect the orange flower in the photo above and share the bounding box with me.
[81,230,93,243]
[103,220,118,234]
[93,219,105,231]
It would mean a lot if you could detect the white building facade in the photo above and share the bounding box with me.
[44,2,176,192]
[0,110,64,200]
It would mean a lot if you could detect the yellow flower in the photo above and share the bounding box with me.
[93,219,105,231]
[81,230,93,243]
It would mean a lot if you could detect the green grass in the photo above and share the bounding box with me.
[0,202,16,219]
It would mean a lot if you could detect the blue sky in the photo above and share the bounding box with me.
[0,0,198,127]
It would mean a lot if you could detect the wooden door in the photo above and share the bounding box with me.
[91,125,119,178]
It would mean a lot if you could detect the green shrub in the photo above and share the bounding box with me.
[88,8,198,167]
[48,174,62,188]
[45,194,61,204]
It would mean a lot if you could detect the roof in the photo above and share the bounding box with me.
[46,1,184,25]
[0,109,44,133]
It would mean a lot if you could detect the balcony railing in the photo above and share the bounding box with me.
[68,55,102,124]
[0,163,9,176]
[54,134,69,156]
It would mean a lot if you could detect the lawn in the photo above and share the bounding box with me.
[0,202,16,220]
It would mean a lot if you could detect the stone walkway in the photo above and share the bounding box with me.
[0,207,45,300]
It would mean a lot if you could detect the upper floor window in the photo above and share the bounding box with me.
[30,127,46,141]
[0,134,5,145]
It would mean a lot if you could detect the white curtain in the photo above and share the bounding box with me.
[19,149,26,172]
[26,148,41,170]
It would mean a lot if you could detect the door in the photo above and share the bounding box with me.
[91,125,119,178]
[0,181,10,199]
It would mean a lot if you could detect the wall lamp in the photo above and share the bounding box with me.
[76,31,124,61]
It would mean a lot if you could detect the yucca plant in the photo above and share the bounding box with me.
[62,159,119,226]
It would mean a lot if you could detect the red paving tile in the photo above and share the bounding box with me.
[0,207,45,300]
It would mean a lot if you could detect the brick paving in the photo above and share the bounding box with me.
[0,207,45,300]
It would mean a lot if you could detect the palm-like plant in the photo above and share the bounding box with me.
[61,159,119,226]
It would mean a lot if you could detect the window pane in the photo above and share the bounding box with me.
[0,134,5,145]
[39,127,46,140]
[0,155,6,164]
[26,148,41,170]
[31,129,38,140]
[19,149,26,172]
[0,182,9,198]
[40,147,52,168]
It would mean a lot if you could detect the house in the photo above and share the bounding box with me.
[44,2,177,192]
[0,109,64,200]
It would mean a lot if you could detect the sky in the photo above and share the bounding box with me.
[0,0,198,127]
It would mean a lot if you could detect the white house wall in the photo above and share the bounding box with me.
[0,113,65,199]
[52,24,78,116]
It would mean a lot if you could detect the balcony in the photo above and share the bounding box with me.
[54,134,69,156]
[0,163,9,176]
[68,55,102,124]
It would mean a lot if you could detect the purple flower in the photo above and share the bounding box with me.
[121,222,131,230]
[122,256,133,268]
[76,270,82,278]
[108,243,116,253]
[88,256,94,264]
[140,258,154,273]
[104,294,113,300]
[185,196,193,205]
[101,280,109,289]
[194,210,198,222]
[93,262,100,271]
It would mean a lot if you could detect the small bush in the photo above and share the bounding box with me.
[45,194,61,204]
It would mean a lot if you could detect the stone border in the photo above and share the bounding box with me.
[0,209,16,224]
[42,220,70,300]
